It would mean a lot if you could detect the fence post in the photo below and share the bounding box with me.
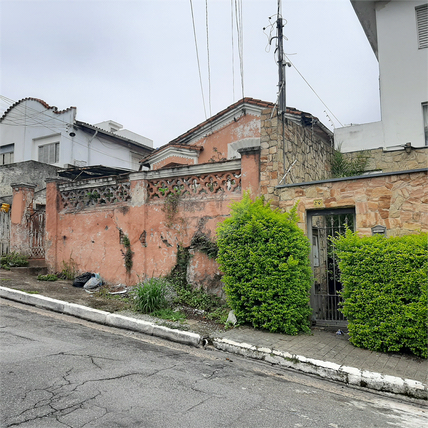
[45,178,62,273]
[10,183,36,256]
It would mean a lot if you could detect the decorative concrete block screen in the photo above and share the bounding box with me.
[147,170,241,199]
[60,181,131,211]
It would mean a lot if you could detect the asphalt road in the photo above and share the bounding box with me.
[1,299,427,428]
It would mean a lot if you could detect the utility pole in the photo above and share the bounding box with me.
[277,15,286,115]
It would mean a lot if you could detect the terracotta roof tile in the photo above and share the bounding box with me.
[0,97,75,122]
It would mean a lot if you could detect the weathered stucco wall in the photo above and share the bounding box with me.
[45,162,246,289]
[277,170,428,237]
[10,184,36,256]
[0,161,59,203]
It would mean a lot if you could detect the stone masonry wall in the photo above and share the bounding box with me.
[277,170,427,237]
[343,146,428,173]
[260,109,334,206]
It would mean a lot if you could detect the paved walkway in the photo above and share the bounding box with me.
[214,325,427,386]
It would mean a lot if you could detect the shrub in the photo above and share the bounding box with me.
[132,277,174,314]
[216,193,312,334]
[1,252,29,268]
[333,231,427,358]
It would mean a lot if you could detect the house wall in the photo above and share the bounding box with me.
[337,1,428,151]
[193,113,262,164]
[260,109,334,205]
[343,146,428,173]
[0,99,75,166]
[44,160,246,291]
[0,160,60,203]
[377,1,427,149]
[276,170,428,237]
[0,99,152,170]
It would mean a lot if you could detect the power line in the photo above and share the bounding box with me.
[231,0,235,102]
[234,0,245,99]
[205,0,212,117]
[0,96,146,165]
[284,54,344,127]
[189,0,208,120]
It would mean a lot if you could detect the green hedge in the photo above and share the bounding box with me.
[216,194,312,334]
[334,231,427,358]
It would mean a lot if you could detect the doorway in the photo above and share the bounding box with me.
[307,208,355,327]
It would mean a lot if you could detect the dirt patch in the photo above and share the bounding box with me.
[0,268,227,337]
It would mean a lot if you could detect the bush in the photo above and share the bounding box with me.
[333,231,427,358]
[216,194,312,334]
[132,277,174,314]
[1,252,29,268]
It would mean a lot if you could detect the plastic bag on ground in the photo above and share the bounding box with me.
[72,272,93,288]
[83,275,102,290]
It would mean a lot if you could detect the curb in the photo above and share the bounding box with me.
[212,338,427,400]
[1,286,426,400]
[0,287,201,348]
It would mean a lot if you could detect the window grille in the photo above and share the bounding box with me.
[38,142,59,164]
[416,4,428,49]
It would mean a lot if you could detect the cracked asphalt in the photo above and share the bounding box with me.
[1,299,427,428]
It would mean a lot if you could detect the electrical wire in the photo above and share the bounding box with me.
[284,53,344,127]
[231,0,235,102]
[235,0,245,99]
[205,0,212,118]
[189,0,207,121]
[0,96,146,165]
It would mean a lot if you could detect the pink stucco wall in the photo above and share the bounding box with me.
[45,159,254,287]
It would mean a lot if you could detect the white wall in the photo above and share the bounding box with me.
[0,99,152,169]
[377,1,427,148]
[0,99,75,165]
[337,1,428,152]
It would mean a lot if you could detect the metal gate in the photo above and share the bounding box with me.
[307,208,355,326]
[0,210,10,255]
[28,210,45,258]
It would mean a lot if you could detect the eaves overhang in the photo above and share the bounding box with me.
[76,121,154,153]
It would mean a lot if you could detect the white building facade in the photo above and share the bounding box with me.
[0,98,153,170]
[335,1,428,152]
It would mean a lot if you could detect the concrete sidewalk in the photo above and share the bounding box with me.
[0,285,426,401]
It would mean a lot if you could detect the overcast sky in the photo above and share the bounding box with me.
[0,0,381,148]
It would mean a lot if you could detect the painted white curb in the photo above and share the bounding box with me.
[212,338,427,400]
[0,286,201,348]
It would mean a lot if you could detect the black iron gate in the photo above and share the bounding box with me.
[307,208,355,326]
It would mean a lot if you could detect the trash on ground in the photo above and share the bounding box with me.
[83,274,103,290]
[72,272,93,288]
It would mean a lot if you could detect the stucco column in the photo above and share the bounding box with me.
[45,178,62,272]
[10,183,36,256]
[238,146,260,199]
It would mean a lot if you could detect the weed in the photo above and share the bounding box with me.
[20,290,40,294]
[1,252,29,268]
[37,274,58,281]
[121,234,133,273]
[132,277,174,313]
[151,308,186,322]
[59,256,78,280]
